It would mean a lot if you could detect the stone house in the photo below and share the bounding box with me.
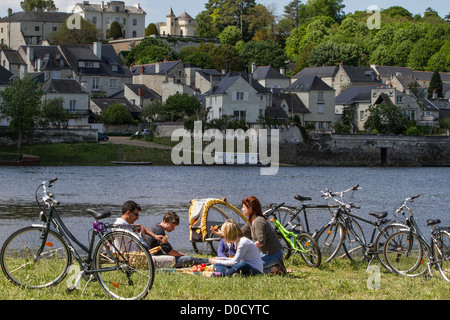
[205,74,271,123]
[158,8,196,37]
[90,98,141,119]
[130,60,185,97]
[284,75,335,130]
[41,78,90,127]
[0,10,70,50]
[252,65,290,89]
[58,42,132,97]
[0,49,26,76]
[335,86,378,132]
[72,1,146,39]
[123,83,161,109]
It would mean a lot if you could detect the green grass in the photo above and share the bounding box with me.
[2,142,174,166]
[0,256,448,300]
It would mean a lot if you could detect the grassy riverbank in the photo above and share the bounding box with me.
[0,256,448,301]
[2,142,174,166]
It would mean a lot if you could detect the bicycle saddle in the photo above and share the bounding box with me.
[86,209,112,220]
[368,211,388,219]
[294,195,312,202]
[427,219,441,226]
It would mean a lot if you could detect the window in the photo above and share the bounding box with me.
[233,110,246,122]
[92,17,97,24]
[360,110,364,121]
[92,77,100,90]
[132,31,136,37]
[115,6,120,12]
[106,17,110,24]
[115,17,120,23]
[35,26,40,31]
[133,19,137,26]
[69,100,76,112]
[396,95,403,103]
[110,79,117,88]
[112,65,118,71]
[52,27,57,31]
[317,104,324,114]
[123,18,126,25]
[234,92,246,101]
[318,92,324,101]
[406,109,415,121]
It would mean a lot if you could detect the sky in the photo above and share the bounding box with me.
[0,0,448,25]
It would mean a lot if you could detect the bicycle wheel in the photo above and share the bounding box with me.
[93,231,154,300]
[263,207,302,233]
[435,229,450,283]
[276,231,293,261]
[314,221,345,263]
[384,230,426,276]
[342,218,366,262]
[297,233,321,268]
[374,223,407,272]
[0,226,71,288]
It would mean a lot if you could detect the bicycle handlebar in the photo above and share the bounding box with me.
[40,177,60,206]
[320,185,360,209]
[265,202,285,218]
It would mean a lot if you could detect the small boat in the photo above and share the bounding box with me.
[111,161,152,165]
[0,154,40,166]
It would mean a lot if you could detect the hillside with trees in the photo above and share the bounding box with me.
[132,1,449,75]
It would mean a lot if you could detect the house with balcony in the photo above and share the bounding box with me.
[283,75,335,130]
[72,1,146,39]
[205,73,271,123]
[58,42,131,97]
[41,78,90,127]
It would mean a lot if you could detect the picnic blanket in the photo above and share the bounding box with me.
[156,265,215,276]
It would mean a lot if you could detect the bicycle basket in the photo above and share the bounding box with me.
[188,198,247,242]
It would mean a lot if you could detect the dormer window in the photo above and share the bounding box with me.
[112,65,118,71]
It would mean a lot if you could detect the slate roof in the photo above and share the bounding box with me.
[42,79,87,94]
[0,64,14,85]
[336,86,378,105]
[74,2,145,14]
[59,44,131,77]
[205,74,269,95]
[284,75,334,92]
[130,61,182,75]
[90,98,141,119]
[20,45,69,71]
[343,66,379,83]
[0,11,70,23]
[252,66,288,80]
[417,98,441,112]
[292,66,338,79]
[195,69,223,81]
[272,91,310,114]
[125,83,161,99]
[1,49,25,65]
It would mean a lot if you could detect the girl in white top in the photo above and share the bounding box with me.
[209,220,263,276]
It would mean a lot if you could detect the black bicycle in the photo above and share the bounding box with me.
[0,178,155,300]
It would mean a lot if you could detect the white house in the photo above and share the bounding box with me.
[72,1,146,39]
[158,8,196,37]
[205,74,271,123]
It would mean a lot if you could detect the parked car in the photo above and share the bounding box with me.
[98,132,109,141]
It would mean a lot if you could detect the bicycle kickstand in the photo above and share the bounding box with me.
[81,274,96,296]
[365,256,375,273]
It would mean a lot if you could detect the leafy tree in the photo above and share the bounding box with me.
[212,44,242,72]
[39,97,69,128]
[427,70,443,98]
[308,41,367,66]
[407,38,437,70]
[238,39,286,69]
[195,11,220,38]
[0,75,43,160]
[50,17,102,44]
[101,103,135,124]
[109,21,123,39]
[219,25,243,45]
[140,100,166,122]
[283,0,303,27]
[145,23,159,36]
[126,37,176,66]
[165,93,203,121]
[364,103,410,135]
[21,0,56,12]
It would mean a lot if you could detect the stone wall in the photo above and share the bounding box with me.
[280,133,450,166]
[0,128,97,146]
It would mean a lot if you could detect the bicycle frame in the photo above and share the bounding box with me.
[271,217,308,254]
[285,204,338,234]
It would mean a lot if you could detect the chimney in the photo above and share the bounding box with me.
[280,67,285,76]
[155,62,160,73]
[93,42,102,59]
[138,88,144,96]
[251,62,256,73]
[139,65,144,74]
[27,46,34,60]
[7,8,12,17]
[432,89,437,99]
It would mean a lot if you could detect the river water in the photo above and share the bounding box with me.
[0,166,449,253]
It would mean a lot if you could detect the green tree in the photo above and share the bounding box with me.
[238,39,286,69]
[140,100,166,122]
[39,97,69,128]
[219,25,243,46]
[407,38,436,70]
[50,17,102,44]
[427,70,443,98]
[195,11,220,38]
[0,75,43,160]
[20,0,56,11]
[165,93,203,121]
[102,103,135,124]
[145,23,159,36]
[126,37,176,66]
[109,21,123,39]
[364,103,410,135]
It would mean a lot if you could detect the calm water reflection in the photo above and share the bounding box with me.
[0,166,449,253]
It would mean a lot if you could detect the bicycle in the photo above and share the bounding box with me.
[0,178,155,300]
[383,194,450,282]
[264,203,321,268]
[315,185,407,270]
